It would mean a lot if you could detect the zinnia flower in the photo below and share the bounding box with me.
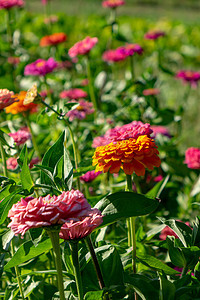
[44,15,58,24]
[68,36,98,58]
[0,0,24,9]
[159,226,178,240]
[102,0,125,8]
[60,88,87,100]
[66,99,94,121]
[151,125,171,138]
[8,190,92,237]
[92,121,153,148]
[0,89,18,110]
[184,147,200,169]
[80,170,102,183]
[24,58,58,77]
[7,56,20,65]
[117,44,143,56]
[102,49,127,63]
[144,30,166,40]
[40,33,67,47]
[143,88,160,96]
[9,128,31,146]
[92,135,161,176]
[59,208,103,240]
[5,91,38,114]
[176,70,200,88]
[6,157,18,170]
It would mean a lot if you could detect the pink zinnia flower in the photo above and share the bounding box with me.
[117,44,143,56]
[176,70,200,88]
[24,58,58,77]
[9,128,31,146]
[144,30,166,40]
[6,157,18,170]
[44,15,58,24]
[159,226,178,240]
[8,190,92,237]
[92,121,153,148]
[7,56,20,65]
[60,88,87,100]
[0,0,24,9]
[102,49,127,63]
[68,36,98,58]
[154,175,163,182]
[102,0,125,8]
[0,89,18,110]
[184,147,200,169]
[80,170,102,183]
[143,88,160,96]
[66,99,94,121]
[151,125,171,138]
[59,208,103,240]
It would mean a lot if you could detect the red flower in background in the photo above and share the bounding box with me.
[102,0,125,8]
[40,33,67,47]
[144,30,165,40]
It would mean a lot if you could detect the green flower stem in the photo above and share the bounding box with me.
[85,236,105,289]
[126,218,131,247]
[47,229,65,300]
[130,56,135,81]
[6,9,12,47]
[69,241,84,300]
[25,114,42,160]
[0,141,8,177]
[11,240,25,300]
[86,56,98,116]
[126,175,137,274]
[181,265,188,278]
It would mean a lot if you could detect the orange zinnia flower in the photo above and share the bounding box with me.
[5,91,38,114]
[40,32,67,47]
[92,135,161,176]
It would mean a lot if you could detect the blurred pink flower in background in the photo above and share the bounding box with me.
[9,128,31,146]
[80,170,102,183]
[60,88,87,100]
[0,89,18,110]
[102,49,127,63]
[44,15,58,24]
[29,157,40,169]
[59,208,103,240]
[24,58,58,76]
[0,0,24,9]
[7,56,20,65]
[160,222,191,240]
[6,157,18,170]
[144,30,166,40]
[143,88,160,96]
[176,70,200,88]
[81,79,89,86]
[92,121,153,148]
[66,99,94,121]
[8,190,92,237]
[154,175,163,182]
[68,36,98,58]
[102,0,125,8]
[117,43,143,56]
[151,125,171,138]
[184,147,200,169]
[40,89,53,98]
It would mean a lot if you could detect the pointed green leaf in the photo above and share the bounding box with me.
[146,175,169,198]
[166,236,186,267]
[18,145,33,192]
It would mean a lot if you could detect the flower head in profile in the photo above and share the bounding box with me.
[92,135,161,176]
[159,226,178,240]
[0,89,18,110]
[80,170,102,183]
[118,44,143,56]
[184,147,200,169]
[143,88,160,96]
[144,30,165,40]
[60,88,87,100]
[8,190,92,237]
[68,36,98,58]
[24,58,58,77]
[9,128,31,146]
[59,208,103,240]
[6,157,18,170]
[102,0,125,8]
[176,70,200,88]
[5,91,38,114]
[0,0,24,9]
[40,32,67,47]
[102,49,127,63]
[66,99,94,121]
[151,125,171,138]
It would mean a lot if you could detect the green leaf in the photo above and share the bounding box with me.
[190,176,200,197]
[29,228,44,247]
[53,155,64,190]
[19,145,33,193]
[166,236,186,267]
[137,253,179,275]
[0,129,14,148]
[191,217,200,247]
[182,246,200,269]
[159,274,176,300]
[0,191,22,225]
[84,291,104,300]
[63,142,73,190]
[4,236,54,270]
[146,175,169,198]
[95,192,160,227]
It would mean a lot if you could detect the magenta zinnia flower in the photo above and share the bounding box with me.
[80,170,102,183]
[0,89,18,110]
[0,0,24,9]
[66,99,94,121]
[9,128,31,146]
[68,36,98,58]
[151,125,171,138]
[60,88,87,100]
[184,147,200,169]
[102,49,127,63]
[92,121,153,148]
[24,58,58,76]
[176,70,200,88]
[8,190,92,237]
[59,208,103,240]
[102,0,125,8]
[144,30,165,40]
[117,44,143,56]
